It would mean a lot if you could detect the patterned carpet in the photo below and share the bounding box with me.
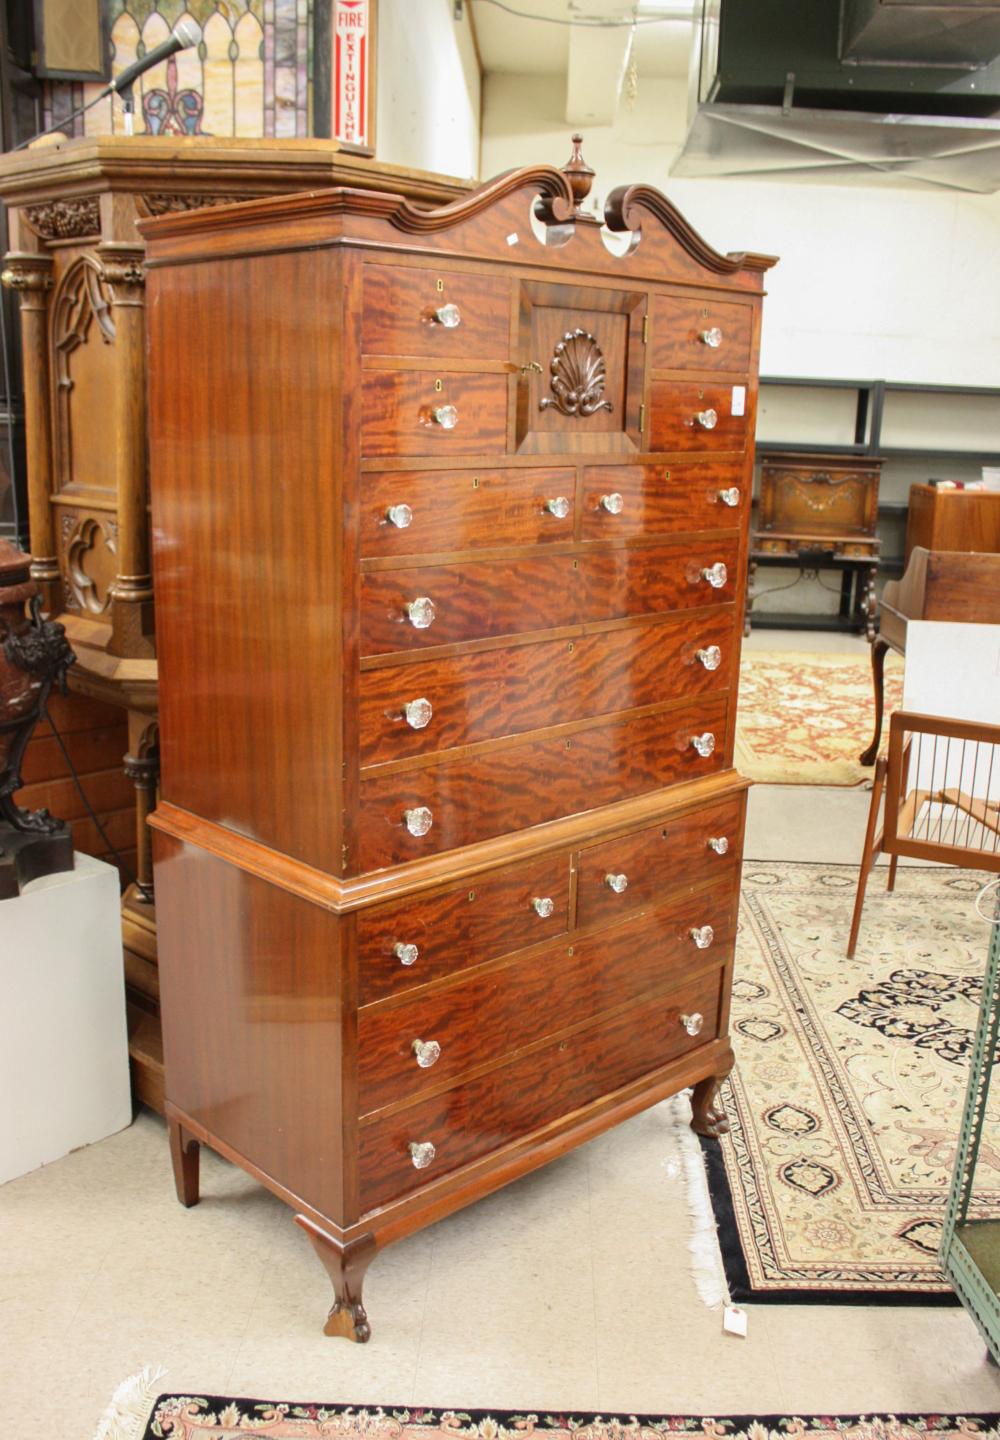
[736,651,904,787]
[704,861,998,1303]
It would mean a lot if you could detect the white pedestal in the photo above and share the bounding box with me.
[0,853,132,1185]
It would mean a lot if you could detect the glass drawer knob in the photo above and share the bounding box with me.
[408,1140,436,1169]
[718,487,740,507]
[432,404,458,429]
[700,327,723,348]
[691,732,716,758]
[701,562,728,589]
[434,303,461,328]
[690,925,715,950]
[545,496,571,519]
[697,645,722,671]
[707,836,729,856]
[695,408,718,430]
[406,596,436,629]
[404,697,433,730]
[681,1011,705,1036]
[403,806,433,837]
[412,1038,441,1069]
[386,503,413,528]
[532,896,555,918]
[600,492,624,515]
[394,941,419,966]
[605,872,628,894]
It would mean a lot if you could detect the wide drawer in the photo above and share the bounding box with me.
[358,966,724,1210]
[360,538,740,655]
[358,880,735,1114]
[361,371,509,457]
[357,853,570,1006]
[361,467,576,557]
[650,295,753,373]
[359,609,734,766]
[581,461,745,541]
[648,380,750,454]
[576,790,744,929]
[357,694,730,869]
[362,266,510,360]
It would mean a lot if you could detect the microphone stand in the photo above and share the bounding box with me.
[118,82,136,137]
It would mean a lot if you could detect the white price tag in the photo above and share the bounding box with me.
[731,385,746,418]
[723,1304,748,1338]
[506,232,519,246]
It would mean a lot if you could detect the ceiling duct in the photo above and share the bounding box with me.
[671,0,1000,191]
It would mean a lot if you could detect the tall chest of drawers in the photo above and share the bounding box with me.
[144,142,776,1341]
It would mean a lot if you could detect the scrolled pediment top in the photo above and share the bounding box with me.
[604,182,778,277]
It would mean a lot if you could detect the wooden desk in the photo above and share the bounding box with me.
[906,484,1000,563]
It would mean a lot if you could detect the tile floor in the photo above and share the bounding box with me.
[2,630,998,1437]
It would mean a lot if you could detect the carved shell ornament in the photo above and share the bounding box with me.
[540,328,613,417]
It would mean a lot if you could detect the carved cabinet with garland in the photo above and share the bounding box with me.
[143,141,776,1339]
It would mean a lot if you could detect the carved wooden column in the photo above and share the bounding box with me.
[0,254,60,614]
[123,731,159,903]
[98,243,154,659]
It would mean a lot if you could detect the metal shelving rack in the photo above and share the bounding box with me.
[941,897,1000,1363]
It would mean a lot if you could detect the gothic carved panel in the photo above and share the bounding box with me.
[50,255,117,498]
[23,198,102,241]
[136,193,255,218]
[59,511,117,618]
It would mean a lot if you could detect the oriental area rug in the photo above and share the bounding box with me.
[114,1390,1000,1440]
[735,651,904,787]
[704,861,999,1304]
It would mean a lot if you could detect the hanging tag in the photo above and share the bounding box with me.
[731,386,746,418]
[723,1305,748,1338]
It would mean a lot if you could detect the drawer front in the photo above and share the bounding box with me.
[759,464,879,538]
[358,854,570,1006]
[576,790,744,930]
[361,467,576,557]
[360,539,740,655]
[581,461,745,541]
[359,609,734,766]
[358,881,735,1114]
[362,266,510,360]
[358,694,730,869]
[361,371,509,457]
[649,381,750,454]
[650,295,753,373]
[359,967,724,1209]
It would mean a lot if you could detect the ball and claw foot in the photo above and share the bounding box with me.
[324,1299,371,1344]
[690,1076,730,1138]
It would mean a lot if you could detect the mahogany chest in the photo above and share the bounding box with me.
[143,142,775,1340]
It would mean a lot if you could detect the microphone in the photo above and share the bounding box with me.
[104,18,200,96]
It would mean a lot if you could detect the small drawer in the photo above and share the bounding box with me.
[361,467,576,557]
[361,371,509,457]
[358,881,735,1114]
[357,854,570,1006]
[358,966,724,1210]
[360,539,740,656]
[576,791,744,929]
[358,609,734,766]
[362,266,510,360]
[357,695,730,869]
[648,380,750,454]
[581,461,745,540]
[650,295,753,373]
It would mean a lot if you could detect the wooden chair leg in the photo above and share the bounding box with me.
[168,1117,200,1208]
[848,754,888,957]
[887,853,899,892]
[860,639,889,766]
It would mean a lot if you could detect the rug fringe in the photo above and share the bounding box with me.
[93,1364,166,1440]
[678,1097,730,1311]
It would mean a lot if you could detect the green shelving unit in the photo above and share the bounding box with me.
[941,895,1000,1361]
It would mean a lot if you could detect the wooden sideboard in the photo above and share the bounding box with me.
[0,136,470,1110]
[143,141,775,1338]
[905,483,1000,563]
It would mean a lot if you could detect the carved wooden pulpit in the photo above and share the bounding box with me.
[0,135,470,1108]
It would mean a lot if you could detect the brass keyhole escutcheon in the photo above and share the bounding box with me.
[567,642,574,653]
[702,306,709,318]
[472,476,479,488]
[468,890,476,902]
[435,378,443,393]
[436,278,444,292]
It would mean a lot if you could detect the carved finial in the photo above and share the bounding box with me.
[562,133,595,211]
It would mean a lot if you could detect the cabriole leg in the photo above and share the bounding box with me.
[168,1118,200,1207]
[296,1217,377,1342]
[691,1051,734,1138]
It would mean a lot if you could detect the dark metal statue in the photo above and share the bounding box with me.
[0,540,77,897]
